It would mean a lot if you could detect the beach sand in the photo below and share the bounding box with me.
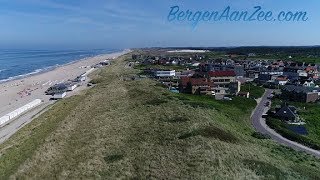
[0,50,130,117]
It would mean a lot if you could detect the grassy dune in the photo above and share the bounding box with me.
[0,53,320,179]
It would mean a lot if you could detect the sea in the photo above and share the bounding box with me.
[0,49,119,83]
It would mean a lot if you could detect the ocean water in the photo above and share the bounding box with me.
[0,49,118,83]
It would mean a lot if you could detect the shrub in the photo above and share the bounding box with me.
[243,159,286,179]
[179,126,239,143]
[251,132,271,139]
[90,78,104,84]
[104,154,124,163]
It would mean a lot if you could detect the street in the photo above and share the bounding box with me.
[251,89,320,158]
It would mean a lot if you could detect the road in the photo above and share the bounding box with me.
[251,89,320,158]
[0,102,53,144]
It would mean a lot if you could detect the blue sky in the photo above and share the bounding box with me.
[0,0,319,49]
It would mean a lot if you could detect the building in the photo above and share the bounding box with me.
[246,70,260,79]
[45,83,68,95]
[52,92,67,100]
[275,76,288,86]
[180,77,214,95]
[67,83,78,91]
[100,60,111,66]
[302,80,316,87]
[176,70,195,78]
[283,67,307,80]
[275,104,300,123]
[208,70,236,88]
[260,70,283,76]
[228,81,241,94]
[237,91,250,98]
[234,65,245,77]
[207,70,241,95]
[74,76,86,82]
[155,70,176,77]
[282,85,319,103]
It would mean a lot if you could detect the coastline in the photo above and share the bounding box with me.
[0,49,131,116]
[0,49,124,85]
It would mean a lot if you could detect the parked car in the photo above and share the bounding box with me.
[223,97,233,101]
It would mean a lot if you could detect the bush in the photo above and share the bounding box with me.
[243,159,286,179]
[104,154,124,163]
[89,78,104,84]
[251,132,271,139]
[241,83,265,99]
[178,126,239,143]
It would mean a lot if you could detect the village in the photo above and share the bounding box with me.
[130,51,320,132]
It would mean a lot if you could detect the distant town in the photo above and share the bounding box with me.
[128,48,320,152]
[131,49,320,103]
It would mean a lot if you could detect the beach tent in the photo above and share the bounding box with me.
[1,99,42,124]
[0,115,10,126]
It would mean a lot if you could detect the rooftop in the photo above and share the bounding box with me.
[208,70,236,77]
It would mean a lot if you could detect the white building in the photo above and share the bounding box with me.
[53,92,67,99]
[0,99,42,127]
[303,80,315,87]
[67,84,78,91]
[298,70,308,77]
[155,70,176,77]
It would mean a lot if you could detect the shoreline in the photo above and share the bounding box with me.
[0,49,131,117]
[0,49,125,85]
[0,49,131,143]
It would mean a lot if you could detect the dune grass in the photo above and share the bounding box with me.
[0,53,319,179]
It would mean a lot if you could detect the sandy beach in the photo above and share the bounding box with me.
[0,49,130,117]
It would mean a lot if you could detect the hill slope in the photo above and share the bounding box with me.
[0,53,319,179]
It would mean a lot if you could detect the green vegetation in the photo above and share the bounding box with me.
[266,117,320,150]
[241,83,265,99]
[251,132,271,140]
[269,97,320,149]
[221,46,320,63]
[89,77,104,84]
[0,53,319,179]
[252,55,320,63]
[243,159,286,179]
[0,96,84,178]
[135,64,188,71]
[178,126,239,143]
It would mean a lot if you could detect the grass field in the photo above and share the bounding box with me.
[241,83,265,99]
[0,53,320,179]
[252,55,320,63]
[135,64,189,71]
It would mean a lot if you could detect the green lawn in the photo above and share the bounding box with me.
[251,55,320,64]
[0,53,319,179]
[135,64,189,71]
[241,83,265,99]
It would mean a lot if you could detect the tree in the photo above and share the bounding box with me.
[185,82,193,94]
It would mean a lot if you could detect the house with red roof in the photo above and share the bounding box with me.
[208,70,236,86]
[180,77,215,95]
[275,75,289,86]
[208,70,240,95]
